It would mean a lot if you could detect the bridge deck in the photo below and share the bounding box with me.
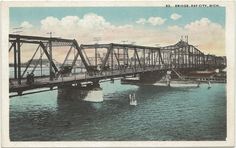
[10,65,199,93]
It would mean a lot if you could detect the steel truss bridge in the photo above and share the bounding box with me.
[9,34,226,95]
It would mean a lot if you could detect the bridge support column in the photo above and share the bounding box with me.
[17,36,21,84]
[92,80,100,87]
[17,91,22,96]
[57,82,103,102]
[139,71,166,84]
[13,42,17,79]
[49,39,53,81]
[121,71,166,85]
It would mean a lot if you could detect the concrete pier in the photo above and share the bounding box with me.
[121,71,166,85]
[57,82,103,102]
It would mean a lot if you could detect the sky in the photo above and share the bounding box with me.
[9,7,225,62]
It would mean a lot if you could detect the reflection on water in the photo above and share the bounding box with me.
[10,80,226,141]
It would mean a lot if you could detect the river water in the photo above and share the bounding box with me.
[10,80,226,141]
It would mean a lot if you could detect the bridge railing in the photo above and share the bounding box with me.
[9,62,212,89]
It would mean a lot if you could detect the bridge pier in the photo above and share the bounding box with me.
[121,71,166,85]
[17,91,23,96]
[57,81,103,102]
[139,71,166,84]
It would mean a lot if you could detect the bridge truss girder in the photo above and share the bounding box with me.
[9,34,227,86]
[81,43,164,73]
[9,34,90,84]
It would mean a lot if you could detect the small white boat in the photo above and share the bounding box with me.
[129,93,137,106]
[208,81,211,89]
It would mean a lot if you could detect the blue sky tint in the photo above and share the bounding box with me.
[9,7,226,56]
[10,7,225,28]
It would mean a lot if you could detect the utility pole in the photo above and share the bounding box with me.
[47,32,53,38]
[121,40,128,66]
[47,32,54,80]
[93,37,101,67]
[12,27,23,81]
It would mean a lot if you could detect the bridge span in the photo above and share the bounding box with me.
[9,34,226,96]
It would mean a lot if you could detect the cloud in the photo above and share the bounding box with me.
[20,21,33,28]
[136,18,146,24]
[170,13,182,20]
[41,16,60,30]
[166,17,225,55]
[39,13,122,39]
[136,17,166,26]
[184,17,222,31]
[61,16,79,27]
[148,17,166,25]
[78,13,112,30]
[184,17,225,55]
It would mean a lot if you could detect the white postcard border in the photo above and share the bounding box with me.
[1,1,235,147]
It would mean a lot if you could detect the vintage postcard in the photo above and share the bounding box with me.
[0,0,235,147]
